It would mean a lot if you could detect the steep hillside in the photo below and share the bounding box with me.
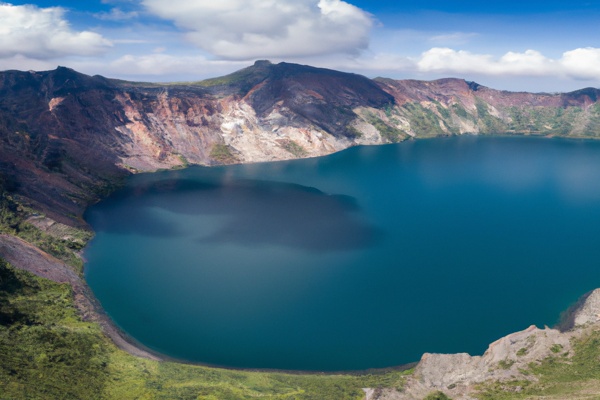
[2,61,600,400]
[1,61,599,227]
[371,77,600,139]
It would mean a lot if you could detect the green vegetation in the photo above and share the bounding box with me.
[435,102,451,120]
[367,114,406,143]
[210,144,237,164]
[177,154,190,169]
[401,103,447,137]
[0,259,412,399]
[280,140,308,157]
[112,61,271,93]
[504,106,592,136]
[0,258,109,399]
[457,98,600,136]
[585,103,600,136]
[475,379,532,400]
[451,103,470,120]
[475,99,506,134]
[344,125,363,139]
[550,343,563,354]
[195,61,272,94]
[475,329,600,399]
[424,391,452,400]
[497,359,515,370]
[0,191,90,274]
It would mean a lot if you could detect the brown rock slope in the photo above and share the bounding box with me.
[1,61,599,227]
[1,61,600,397]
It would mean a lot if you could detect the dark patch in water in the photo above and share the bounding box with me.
[86,178,382,252]
[84,136,600,371]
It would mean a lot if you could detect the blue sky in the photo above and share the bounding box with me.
[1,0,600,91]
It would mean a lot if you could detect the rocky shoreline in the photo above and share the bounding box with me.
[3,229,600,400]
[2,62,600,399]
[365,291,600,400]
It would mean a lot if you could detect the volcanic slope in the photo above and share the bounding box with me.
[1,61,600,226]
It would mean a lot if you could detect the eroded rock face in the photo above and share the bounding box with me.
[408,326,571,398]
[3,62,600,399]
[367,289,600,400]
[572,289,600,327]
[0,63,396,226]
[1,62,600,227]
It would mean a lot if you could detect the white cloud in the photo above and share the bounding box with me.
[417,48,555,76]
[417,48,494,74]
[0,3,112,59]
[415,47,600,81]
[141,0,373,59]
[561,48,600,80]
[95,8,139,21]
[112,39,151,44]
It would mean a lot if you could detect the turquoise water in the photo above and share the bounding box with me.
[84,136,600,371]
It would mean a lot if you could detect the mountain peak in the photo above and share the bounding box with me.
[466,80,481,91]
[253,60,272,67]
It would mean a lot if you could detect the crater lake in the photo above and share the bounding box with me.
[84,135,600,371]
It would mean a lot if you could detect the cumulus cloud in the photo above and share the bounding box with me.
[415,47,600,80]
[141,0,373,59]
[90,46,600,88]
[561,48,600,80]
[0,3,112,59]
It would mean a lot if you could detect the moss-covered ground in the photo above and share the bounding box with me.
[0,258,410,399]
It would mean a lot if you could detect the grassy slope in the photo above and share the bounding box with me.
[362,94,600,143]
[2,217,600,397]
[475,328,600,399]
[0,259,410,400]
[4,254,600,400]
[2,96,600,398]
[3,164,600,399]
[0,192,89,274]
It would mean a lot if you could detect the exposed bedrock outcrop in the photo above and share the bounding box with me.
[365,289,600,400]
[2,61,600,398]
[1,61,600,227]
[3,226,599,399]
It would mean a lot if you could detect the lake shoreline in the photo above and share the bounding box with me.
[86,135,600,370]
[7,134,600,374]
[0,233,421,375]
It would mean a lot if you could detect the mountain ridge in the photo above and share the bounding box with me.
[1,60,600,227]
[2,61,600,399]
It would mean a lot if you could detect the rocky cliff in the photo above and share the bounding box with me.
[1,60,600,227]
[2,61,600,399]
[365,289,600,400]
